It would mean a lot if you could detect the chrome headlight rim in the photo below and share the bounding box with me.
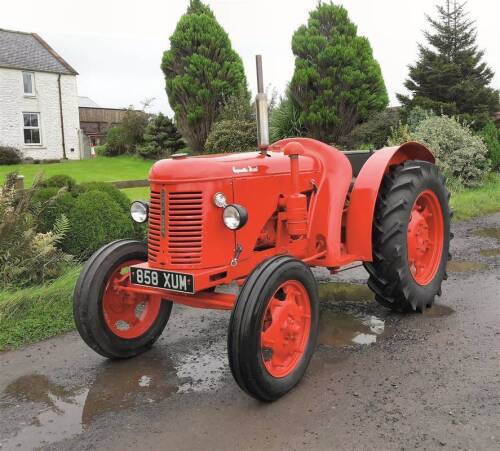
[130,200,149,224]
[223,204,248,230]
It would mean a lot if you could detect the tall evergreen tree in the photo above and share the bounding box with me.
[161,0,248,152]
[398,0,499,123]
[290,2,388,143]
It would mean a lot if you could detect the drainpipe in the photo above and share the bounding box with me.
[58,74,67,159]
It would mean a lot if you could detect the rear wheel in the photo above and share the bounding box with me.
[364,161,451,312]
[73,240,172,358]
[228,256,319,402]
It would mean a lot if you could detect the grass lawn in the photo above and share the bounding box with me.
[450,173,500,221]
[122,186,150,201]
[0,155,153,187]
[0,267,80,351]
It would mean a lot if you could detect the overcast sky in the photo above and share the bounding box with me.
[3,0,499,114]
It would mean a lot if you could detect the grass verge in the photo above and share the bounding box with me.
[121,186,150,201]
[0,266,80,351]
[450,173,500,221]
[0,155,153,187]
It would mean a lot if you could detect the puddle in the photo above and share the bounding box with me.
[479,248,500,257]
[447,260,488,272]
[423,304,455,317]
[473,227,500,241]
[0,354,178,449]
[319,282,374,304]
[318,310,390,348]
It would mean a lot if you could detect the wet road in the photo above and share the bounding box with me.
[1,213,499,450]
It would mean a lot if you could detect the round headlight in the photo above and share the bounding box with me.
[223,204,248,230]
[130,201,149,223]
[213,192,227,208]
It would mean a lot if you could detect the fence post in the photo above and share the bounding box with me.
[14,175,25,191]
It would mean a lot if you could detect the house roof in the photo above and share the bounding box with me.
[78,96,100,108]
[0,28,78,75]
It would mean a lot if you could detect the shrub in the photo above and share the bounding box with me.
[345,108,401,149]
[387,122,414,146]
[63,191,134,258]
[105,126,128,156]
[136,113,185,160]
[205,119,257,154]
[94,144,108,156]
[479,121,500,171]
[77,182,130,214]
[415,116,491,187]
[269,96,306,143]
[0,178,71,288]
[406,106,435,132]
[39,174,77,191]
[0,146,21,165]
[121,108,149,149]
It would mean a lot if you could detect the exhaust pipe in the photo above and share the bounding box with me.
[255,55,269,154]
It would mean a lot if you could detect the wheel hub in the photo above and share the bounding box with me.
[261,281,311,378]
[407,190,444,285]
[102,260,162,339]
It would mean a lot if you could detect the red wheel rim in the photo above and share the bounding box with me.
[260,280,312,378]
[102,259,162,339]
[407,190,444,285]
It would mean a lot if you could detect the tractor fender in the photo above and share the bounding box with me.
[345,141,435,261]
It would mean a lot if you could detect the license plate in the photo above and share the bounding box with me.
[130,267,194,294]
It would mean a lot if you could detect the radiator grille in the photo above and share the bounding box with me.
[167,191,203,265]
[147,190,161,262]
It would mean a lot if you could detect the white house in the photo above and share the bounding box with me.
[0,29,81,160]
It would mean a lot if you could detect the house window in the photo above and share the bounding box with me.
[23,112,41,144]
[22,72,35,96]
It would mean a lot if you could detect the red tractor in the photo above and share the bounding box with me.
[74,57,451,401]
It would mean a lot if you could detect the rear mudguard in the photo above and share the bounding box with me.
[345,141,435,261]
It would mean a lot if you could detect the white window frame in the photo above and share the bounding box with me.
[23,112,42,146]
[22,72,35,96]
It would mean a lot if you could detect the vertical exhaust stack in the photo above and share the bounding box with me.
[255,55,269,155]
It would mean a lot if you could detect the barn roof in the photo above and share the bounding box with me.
[0,28,78,75]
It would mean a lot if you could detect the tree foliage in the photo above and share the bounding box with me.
[161,0,248,152]
[136,113,185,160]
[398,0,499,125]
[289,2,388,143]
[205,119,256,153]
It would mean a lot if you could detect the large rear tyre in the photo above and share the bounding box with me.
[228,256,319,402]
[364,161,451,313]
[73,240,172,359]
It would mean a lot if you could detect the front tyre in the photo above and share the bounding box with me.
[73,240,172,359]
[364,161,451,313]
[228,256,319,402]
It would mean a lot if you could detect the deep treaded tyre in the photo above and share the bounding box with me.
[73,240,172,359]
[364,160,451,313]
[228,255,319,402]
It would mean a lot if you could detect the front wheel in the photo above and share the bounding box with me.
[228,256,319,402]
[73,239,172,359]
[364,161,451,312]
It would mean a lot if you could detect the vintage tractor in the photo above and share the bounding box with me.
[74,57,451,401]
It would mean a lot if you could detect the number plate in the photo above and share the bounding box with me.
[130,267,194,294]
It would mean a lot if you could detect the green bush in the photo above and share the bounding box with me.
[94,144,108,156]
[345,108,401,149]
[205,119,257,153]
[387,122,413,146]
[39,174,77,191]
[136,113,185,160]
[63,191,134,258]
[77,182,130,213]
[479,121,500,171]
[406,106,435,132]
[415,116,491,187]
[105,126,128,156]
[0,146,21,165]
[0,178,71,288]
[269,96,306,143]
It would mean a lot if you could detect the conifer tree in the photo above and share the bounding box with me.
[162,0,248,151]
[398,0,499,124]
